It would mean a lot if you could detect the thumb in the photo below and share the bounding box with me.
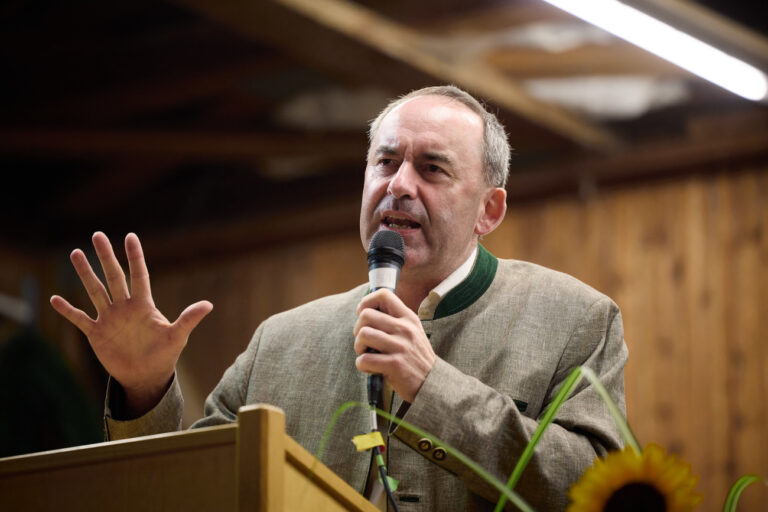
[172,300,213,337]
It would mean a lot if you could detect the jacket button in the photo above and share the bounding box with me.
[433,447,447,461]
[417,438,432,452]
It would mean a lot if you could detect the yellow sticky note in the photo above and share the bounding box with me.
[352,431,386,452]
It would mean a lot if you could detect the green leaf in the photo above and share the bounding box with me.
[318,366,640,512]
[580,367,641,453]
[318,401,535,512]
[494,366,640,512]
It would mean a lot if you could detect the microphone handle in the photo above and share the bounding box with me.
[366,285,394,425]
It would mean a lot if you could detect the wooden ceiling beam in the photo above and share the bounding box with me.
[485,45,688,77]
[415,1,572,34]
[271,0,621,150]
[37,57,282,123]
[506,128,768,201]
[166,0,620,150]
[0,130,366,160]
[165,0,437,94]
[54,158,182,216]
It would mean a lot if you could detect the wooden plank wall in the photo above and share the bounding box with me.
[483,167,768,511]
[147,164,767,510]
[2,164,765,510]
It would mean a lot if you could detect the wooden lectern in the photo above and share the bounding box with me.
[0,404,376,512]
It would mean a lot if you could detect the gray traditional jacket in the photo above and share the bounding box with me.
[105,246,627,511]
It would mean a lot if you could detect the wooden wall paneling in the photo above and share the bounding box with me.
[483,168,768,510]
[148,233,368,427]
[683,176,731,505]
[720,170,767,511]
[7,163,765,509]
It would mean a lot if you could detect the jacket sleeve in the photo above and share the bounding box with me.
[103,373,184,440]
[393,297,628,511]
[104,322,265,438]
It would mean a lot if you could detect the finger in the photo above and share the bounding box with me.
[172,300,213,338]
[354,325,398,356]
[355,352,391,376]
[357,289,411,318]
[50,295,95,336]
[92,232,130,301]
[70,249,111,312]
[353,307,395,337]
[125,233,152,302]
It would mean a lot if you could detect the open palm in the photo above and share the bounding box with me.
[50,232,212,414]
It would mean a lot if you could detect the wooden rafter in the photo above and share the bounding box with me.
[484,45,687,77]
[38,58,281,122]
[166,0,621,150]
[165,0,437,94]
[272,0,621,150]
[0,130,366,160]
[506,128,768,201]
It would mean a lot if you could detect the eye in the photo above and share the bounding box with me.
[424,163,449,178]
[376,157,400,174]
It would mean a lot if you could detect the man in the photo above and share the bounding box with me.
[51,85,627,510]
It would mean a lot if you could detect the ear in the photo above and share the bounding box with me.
[475,187,507,236]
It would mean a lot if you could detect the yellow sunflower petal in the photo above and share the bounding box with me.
[568,443,703,512]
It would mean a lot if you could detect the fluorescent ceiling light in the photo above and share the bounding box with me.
[540,0,768,101]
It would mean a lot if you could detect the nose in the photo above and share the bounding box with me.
[387,161,418,199]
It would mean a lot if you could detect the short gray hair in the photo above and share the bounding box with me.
[368,85,511,188]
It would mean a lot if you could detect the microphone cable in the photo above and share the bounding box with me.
[368,383,400,512]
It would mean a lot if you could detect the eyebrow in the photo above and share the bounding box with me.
[371,145,455,167]
[371,144,399,158]
[422,151,454,167]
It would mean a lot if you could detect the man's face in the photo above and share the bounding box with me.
[360,95,491,285]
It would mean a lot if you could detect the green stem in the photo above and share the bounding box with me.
[723,474,762,512]
[494,367,582,512]
[317,401,535,512]
[319,366,639,512]
[494,366,640,512]
[580,367,641,453]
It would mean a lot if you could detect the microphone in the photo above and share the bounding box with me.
[367,230,405,293]
[366,230,405,430]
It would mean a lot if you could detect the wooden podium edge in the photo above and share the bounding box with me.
[237,404,376,512]
[0,423,236,476]
[284,435,376,512]
[1,404,376,512]
[237,404,285,512]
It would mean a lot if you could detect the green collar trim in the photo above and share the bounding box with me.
[432,244,498,320]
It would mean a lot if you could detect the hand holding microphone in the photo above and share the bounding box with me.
[363,230,405,421]
[354,230,437,405]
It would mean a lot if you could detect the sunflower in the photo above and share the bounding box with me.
[567,443,704,512]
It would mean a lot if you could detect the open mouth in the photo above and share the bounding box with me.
[382,215,421,230]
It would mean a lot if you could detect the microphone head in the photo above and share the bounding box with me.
[367,230,405,268]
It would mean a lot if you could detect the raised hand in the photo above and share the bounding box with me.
[50,232,212,416]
